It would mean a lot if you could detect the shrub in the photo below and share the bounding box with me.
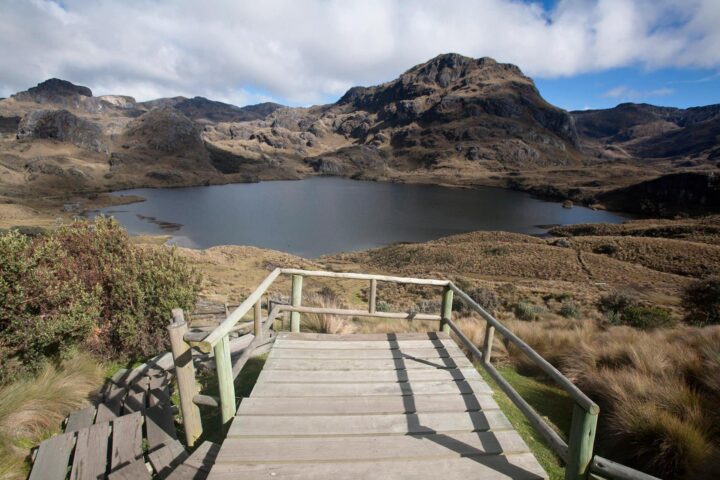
[598,291,638,315]
[453,285,500,314]
[612,306,676,330]
[514,301,544,321]
[593,244,618,255]
[0,217,201,382]
[375,300,390,312]
[683,276,720,326]
[559,301,580,319]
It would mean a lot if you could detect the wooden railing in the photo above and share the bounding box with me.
[167,268,660,480]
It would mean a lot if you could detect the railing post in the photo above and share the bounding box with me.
[254,298,262,339]
[369,279,377,314]
[214,333,236,426]
[565,403,599,480]
[167,308,202,447]
[440,286,453,334]
[290,274,303,333]
[482,323,495,364]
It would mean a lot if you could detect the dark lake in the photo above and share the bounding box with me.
[94,177,627,258]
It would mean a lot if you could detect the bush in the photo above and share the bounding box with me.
[514,301,545,321]
[683,276,720,326]
[453,285,500,314]
[0,217,201,382]
[559,301,580,319]
[612,306,676,330]
[598,291,638,315]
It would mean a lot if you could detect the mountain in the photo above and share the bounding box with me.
[572,102,720,160]
[1,53,719,215]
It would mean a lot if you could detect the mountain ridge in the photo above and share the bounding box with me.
[1,53,718,216]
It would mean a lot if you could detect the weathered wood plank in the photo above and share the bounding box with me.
[70,422,110,480]
[228,411,512,437]
[146,404,178,450]
[216,430,532,463]
[258,367,482,383]
[268,346,465,360]
[236,393,500,415]
[29,432,76,480]
[263,356,474,371]
[251,379,493,397]
[165,442,219,480]
[65,406,95,432]
[96,402,120,423]
[148,440,188,479]
[110,412,143,472]
[208,452,547,480]
[273,338,461,350]
[277,331,451,342]
[107,459,151,480]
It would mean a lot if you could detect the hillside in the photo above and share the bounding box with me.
[1,54,719,223]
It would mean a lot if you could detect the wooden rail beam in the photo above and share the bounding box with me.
[214,334,236,426]
[167,309,202,447]
[290,274,303,333]
[279,305,441,322]
[440,286,453,334]
[369,279,377,314]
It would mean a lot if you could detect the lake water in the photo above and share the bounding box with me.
[95,177,627,258]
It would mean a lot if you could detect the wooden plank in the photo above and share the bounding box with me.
[250,379,493,397]
[268,346,465,360]
[258,367,482,383]
[107,459,151,480]
[263,356,474,371]
[228,411,512,437]
[70,422,110,480]
[165,442,219,480]
[110,412,143,471]
[65,406,95,432]
[279,268,451,287]
[148,440,188,479]
[146,404,178,450]
[29,432,76,480]
[217,430,531,463]
[208,452,547,480]
[278,331,451,342]
[96,402,119,423]
[274,338,461,350]
[102,384,126,416]
[237,393,500,415]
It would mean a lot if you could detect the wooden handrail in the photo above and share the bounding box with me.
[448,282,599,414]
[175,268,657,480]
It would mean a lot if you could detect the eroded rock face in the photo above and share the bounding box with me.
[123,107,203,153]
[14,78,93,103]
[17,109,106,152]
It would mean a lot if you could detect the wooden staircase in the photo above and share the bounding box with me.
[28,361,218,480]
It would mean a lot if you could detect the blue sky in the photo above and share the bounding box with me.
[1,0,719,111]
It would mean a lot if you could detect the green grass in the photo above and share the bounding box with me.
[476,364,574,480]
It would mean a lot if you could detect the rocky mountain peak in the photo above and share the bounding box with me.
[15,78,93,100]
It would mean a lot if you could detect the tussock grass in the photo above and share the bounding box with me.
[300,292,355,334]
[0,353,104,480]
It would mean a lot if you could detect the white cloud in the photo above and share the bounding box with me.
[601,85,675,100]
[0,0,718,105]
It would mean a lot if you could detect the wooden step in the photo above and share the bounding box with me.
[148,440,188,479]
[250,379,493,397]
[208,453,547,480]
[165,442,219,480]
[228,411,513,437]
[70,422,110,480]
[28,432,76,480]
[237,393,499,415]
[110,412,143,472]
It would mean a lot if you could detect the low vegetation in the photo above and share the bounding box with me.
[0,353,105,480]
[0,217,201,383]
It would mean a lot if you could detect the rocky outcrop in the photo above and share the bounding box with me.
[17,109,106,152]
[174,97,282,123]
[123,107,204,153]
[13,78,92,103]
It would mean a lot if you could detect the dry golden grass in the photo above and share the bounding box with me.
[0,353,104,480]
[300,293,355,334]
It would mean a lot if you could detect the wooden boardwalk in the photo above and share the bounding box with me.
[208,331,547,480]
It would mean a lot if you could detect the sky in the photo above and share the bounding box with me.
[1,0,719,111]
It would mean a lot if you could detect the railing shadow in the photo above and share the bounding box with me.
[387,331,543,479]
